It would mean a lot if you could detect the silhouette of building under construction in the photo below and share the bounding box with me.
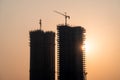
[57,25,86,80]
[29,30,55,80]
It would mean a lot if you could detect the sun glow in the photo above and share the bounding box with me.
[84,41,90,53]
[82,40,93,55]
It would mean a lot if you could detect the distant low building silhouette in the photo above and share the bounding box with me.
[57,25,86,80]
[29,30,55,80]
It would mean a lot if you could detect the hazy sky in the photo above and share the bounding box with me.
[0,0,120,80]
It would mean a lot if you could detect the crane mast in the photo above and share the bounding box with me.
[54,10,70,26]
[39,19,42,30]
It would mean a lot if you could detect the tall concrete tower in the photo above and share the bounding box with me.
[29,30,55,80]
[57,25,86,80]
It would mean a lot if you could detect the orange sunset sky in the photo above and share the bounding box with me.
[0,0,120,80]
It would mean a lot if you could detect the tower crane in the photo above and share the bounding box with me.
[54,10,70,26]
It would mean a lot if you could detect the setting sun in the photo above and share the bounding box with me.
[84,41,91,53]
[81,40,91,54]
